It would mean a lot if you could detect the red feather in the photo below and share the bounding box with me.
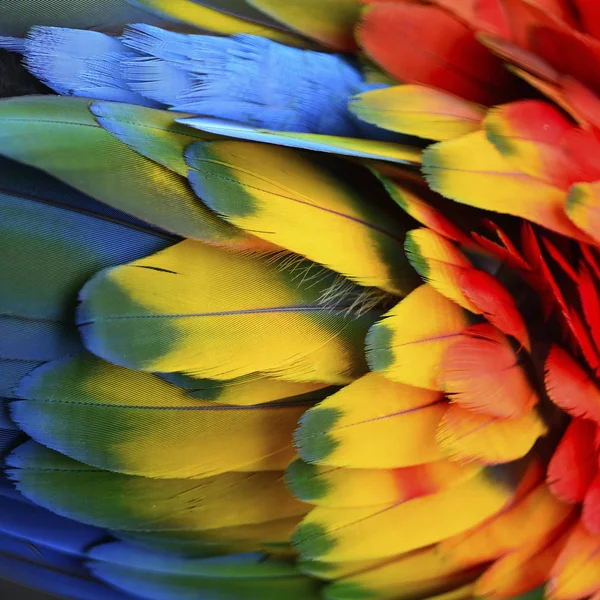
[357,2,514,104]
[579,262,600,360]
[459,268,530,349]
[545,345,600,422]
[547,417,598,503]
[574,0,600,40]
[531,25,600,96]
[583,472,600,535]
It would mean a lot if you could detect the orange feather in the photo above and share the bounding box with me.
[550,521,600,600]
[439,323,538,419]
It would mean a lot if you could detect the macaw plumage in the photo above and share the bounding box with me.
[2,1,600,599]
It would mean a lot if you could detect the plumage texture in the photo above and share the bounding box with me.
[78,239,378,382]
[185,139,419,295]
[4,1,600,598]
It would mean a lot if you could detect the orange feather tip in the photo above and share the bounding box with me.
[375,175,473,246]
[439,323,538,419]
[357,1,513,105]
[548,417,598,504]
[545,345,600,422]
[350,84,485,141]
[404,228,478,312]
[459,268,530,350]
[549,521,600,600]
[474,526,572,600]
[440,478,573,573]
[436,403,547,465]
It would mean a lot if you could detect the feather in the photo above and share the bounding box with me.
[8,440,308,550]
[12,353,311,477]
[0,0,167,36]
[86,546,317,600]
[404,228,478,311]
[529,25,600,97]
[583,471,600,534]
[423,584,477,600]
[483,100,577,189]
[126,0,306,46]
[545,345,600,422]
[579,262,600,355]
[366,284,469,390]
[357,2,514,104]
[459,268,530,350]
[422,131,593,242]
[0,550,133,600]
[349,85,485,141]
[90,558,321,600]
[176,117,423,163]
[375,175,474,247]
[292,463,525,562]
[78,240,379,383]
[439,480,574,568]
[120,518,301,557]
[294,372,445,468]
[246,0,361,51]
[547,417,598,503]
[181,375,335,407]
[323,548,482,600]
[0,152,171,421]
[573,0,600,39]
[436,404,548,464]
[119,26,366,136]
[566,181,600,246]
[89,101,216,177]
[298,556,393,581]
[0,495,107,558]
[185,140,419,295]
[285,458,480,508]
[0,96,265,250]
[7,26,152,105]
[550,522,600,600]
[439,323,539,419]
[0,155,172,324]
[475,525,573,599]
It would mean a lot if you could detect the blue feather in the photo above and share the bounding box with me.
[2,23,394,138]
[0,551,135,600]
[0,496,109,558]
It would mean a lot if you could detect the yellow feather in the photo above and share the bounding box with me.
[366,284,469,390]
[129,0,307,46]
[247,0,362,51]
[350,85,485,140]
[286,458,480,507]
[405,228,479,312]
[14,354,310,478]
[186,141,419,295]
[293,466,520,562]
[326,545,483,599]
[295,372,445,468]
[436,404,548,464]
[79,239,377,383]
